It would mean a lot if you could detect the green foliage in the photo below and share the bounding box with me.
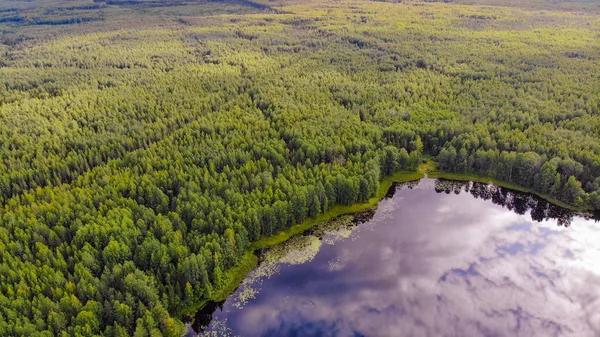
[0,0,598,335]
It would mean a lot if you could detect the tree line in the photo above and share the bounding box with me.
[0,0,598,336]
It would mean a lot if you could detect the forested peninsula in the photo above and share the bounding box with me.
[0,0,599,335]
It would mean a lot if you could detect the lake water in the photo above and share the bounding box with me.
[188,178,600,337]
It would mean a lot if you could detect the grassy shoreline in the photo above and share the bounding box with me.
[179,170,424,316]
[420,160,590,212]
[181,163,592,318]
[426,171,589,212]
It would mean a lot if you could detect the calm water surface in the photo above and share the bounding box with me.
[189,178,600,337]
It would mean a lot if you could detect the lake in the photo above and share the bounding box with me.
[187,178,600,337]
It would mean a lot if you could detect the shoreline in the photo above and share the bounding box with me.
[427,171,591,212]
[178,170,425,317]
[180,163,594,320]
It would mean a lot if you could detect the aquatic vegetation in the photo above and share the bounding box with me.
[200,178,600,336]
[0,0,598,335]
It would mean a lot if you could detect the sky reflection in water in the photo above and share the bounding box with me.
[192,178,600,337]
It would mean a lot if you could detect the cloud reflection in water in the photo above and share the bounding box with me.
[195,179,600,337]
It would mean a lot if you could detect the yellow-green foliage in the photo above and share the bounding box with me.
[0,0,598,335]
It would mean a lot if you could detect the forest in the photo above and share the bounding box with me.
[0,0,598,335]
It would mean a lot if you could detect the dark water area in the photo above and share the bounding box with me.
[187,178,600,337]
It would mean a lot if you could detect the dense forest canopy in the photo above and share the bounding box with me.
[0,0,599,335]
